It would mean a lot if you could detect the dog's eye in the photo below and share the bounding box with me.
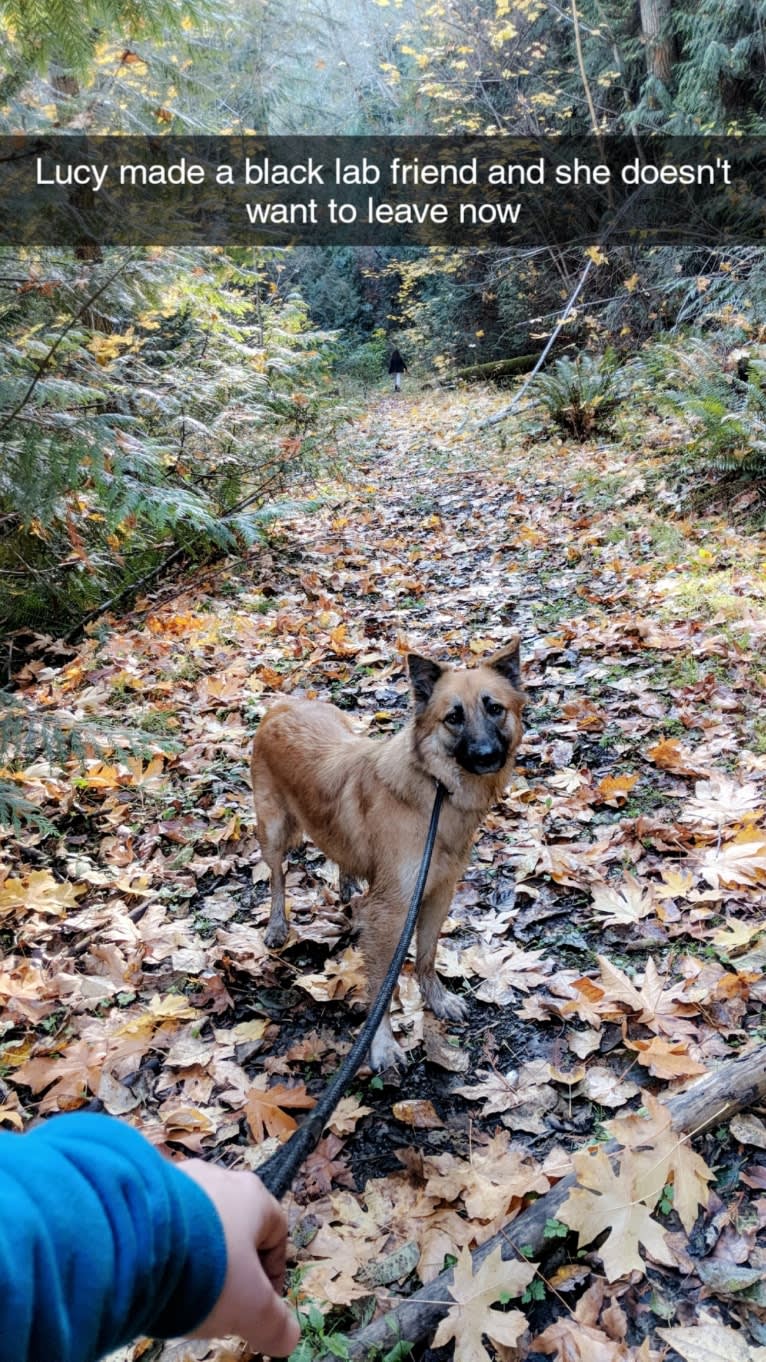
[444,705,464,727]
[485,700,505,718]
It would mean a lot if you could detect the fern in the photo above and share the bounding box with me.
[0,248,340,636]
[641,337,766,480]
[0,686,179,830]
[534,352,632,440]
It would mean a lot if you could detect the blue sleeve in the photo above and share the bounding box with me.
[0,1113,227,1362]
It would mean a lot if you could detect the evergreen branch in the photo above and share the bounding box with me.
[0,254,135,437]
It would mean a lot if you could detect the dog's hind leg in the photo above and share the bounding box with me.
[262,849,289,948]
[256,803,298,949]
[416,884,469,1022]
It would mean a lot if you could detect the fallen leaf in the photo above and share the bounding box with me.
[699,833,766,889]
[624,1035,708,1080]
[730,1113,766,1149]
[581,1066,640,1107]
[646,738,711,777]
[558,1146,676,1280]
[295,947,366,1001]
[327,1095,373,1136]
[392,1099,443,1129]
[244,1079,315,1143]
[432,1245,535,1362]
[604,1091,712,1231]
[0,870,86,918]
[597,772,639,806]
[590,874,657,927]
[658,1325,766,1362]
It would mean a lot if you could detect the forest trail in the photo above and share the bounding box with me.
[9,385,766,1359]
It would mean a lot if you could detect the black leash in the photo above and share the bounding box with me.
[257,782,447,1199]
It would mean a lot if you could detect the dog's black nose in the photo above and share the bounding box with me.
[459,745,505,775]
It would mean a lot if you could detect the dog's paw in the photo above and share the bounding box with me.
[264,921,289,949]
[369,1031,407,1072]
[423,980,469,1022]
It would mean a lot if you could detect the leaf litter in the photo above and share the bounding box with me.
[4,383,766,1360]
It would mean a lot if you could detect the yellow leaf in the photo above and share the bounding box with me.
[597,772,638,805]
[0,870,86,919]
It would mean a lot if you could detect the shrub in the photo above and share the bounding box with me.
[334,329,390,387]
[642,338,766,481]
[534,352,630,440]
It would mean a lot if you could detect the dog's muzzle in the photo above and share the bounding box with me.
[456,741,507,776]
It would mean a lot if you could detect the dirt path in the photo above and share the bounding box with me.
[8,386,766,1359]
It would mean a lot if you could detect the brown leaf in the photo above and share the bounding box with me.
[623,1035,708,1080]
[646,738,711,777]
[392,1099,443,1129]
[603,1091,712,1232]
[558,1147,675,1281]
[297,1133,353,1196]
[657,1325,766,1361]
[432,1245,535,1362]
[244,1079,315,1144]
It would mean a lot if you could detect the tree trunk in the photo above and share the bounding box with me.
[343,1042,766,1361]
[639,0,674,85]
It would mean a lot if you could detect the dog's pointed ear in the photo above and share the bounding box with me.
[407,653,444,711]
[487,635,522,690]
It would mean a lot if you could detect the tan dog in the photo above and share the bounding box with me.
[250,638,524,1069]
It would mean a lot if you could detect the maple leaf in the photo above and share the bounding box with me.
[699,831,766,889]
[460,943,552,1001]
[454,1060,558,1134]
[295,946,366,1001]
[11,1038,106,1112]
[558,1147,675,1281]
[566,956,699,1038]
[0,870,86,919]
[432,1245,534,1362]
[636,957,700,1037]
[646,738,711,777]
[327,1094,373,1136]
[563,955,646,1025]
[623,1035,708,1081]
[244,1079,315,1143]
[297,1134,353,1197]
[116,993,201,1039]
[392,1099,443,1128]
[534,1316,629,1361]
[296,1227,373,1305]
[125,755,167,791]
[596,772,639,806]
[681,776,762,828]
[603,1091,712,1232]
[658,1325,766,1362]
[580,1066,639,1107]
[425,1134,549,1221]
[590,873,656,927]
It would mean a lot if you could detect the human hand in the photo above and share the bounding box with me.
[180,1160,301,1356]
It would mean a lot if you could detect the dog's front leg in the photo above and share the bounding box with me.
[416,883,469,1022]
[358,897,408,1070]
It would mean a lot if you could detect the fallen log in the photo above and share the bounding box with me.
[453,353,541,384]
[345,1041,766,1360]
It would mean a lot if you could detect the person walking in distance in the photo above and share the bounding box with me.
[388,347,407,393]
